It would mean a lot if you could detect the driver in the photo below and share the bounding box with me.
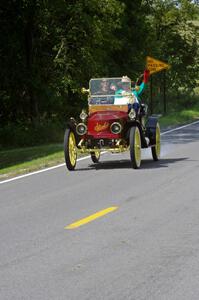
[95,79,112,95]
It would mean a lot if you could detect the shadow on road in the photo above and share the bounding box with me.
[140,157,190,169]
[76,157,190,171]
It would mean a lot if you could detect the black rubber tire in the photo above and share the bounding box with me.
[90,151,100,163]
[151,122,161,161]
[129,126,141,169]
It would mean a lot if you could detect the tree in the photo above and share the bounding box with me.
[109,0,152,78]
[143,0,199,111]
[0,0,124,123]
[144,0,199,108]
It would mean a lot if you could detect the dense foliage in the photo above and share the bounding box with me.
[0,0,198,146]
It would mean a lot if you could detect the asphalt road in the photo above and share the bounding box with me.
[1,121,199,300]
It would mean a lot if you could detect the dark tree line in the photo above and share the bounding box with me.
[0,0,199,127]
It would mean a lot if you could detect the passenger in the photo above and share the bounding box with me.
[132,69,150,102]
[114,70,150,109]
[115,76,132,95]
[114,76,135,106]
[131,69,150,112]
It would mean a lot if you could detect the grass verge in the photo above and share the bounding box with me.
[0,144,64,181]
[159,109,199,128]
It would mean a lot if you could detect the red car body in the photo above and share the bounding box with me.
[87,110,128,139]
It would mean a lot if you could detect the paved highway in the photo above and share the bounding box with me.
[1,121,199,300]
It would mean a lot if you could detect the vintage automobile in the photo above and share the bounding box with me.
[64,77,160,170]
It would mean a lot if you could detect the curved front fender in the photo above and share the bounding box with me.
[146,116,159,145]
[65,118,81,144]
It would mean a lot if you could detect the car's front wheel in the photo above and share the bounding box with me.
[64,128,77,170]
[129,126,141,169]
[151,122,161,161]
[90,150,100,163]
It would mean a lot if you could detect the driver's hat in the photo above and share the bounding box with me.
[121,76,131,83]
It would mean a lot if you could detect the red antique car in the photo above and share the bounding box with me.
[64,77,160,170]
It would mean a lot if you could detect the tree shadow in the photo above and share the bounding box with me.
[76,157,190,171]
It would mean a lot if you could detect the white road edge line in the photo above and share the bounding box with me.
[1,120,199,185]
[161,119,199,135]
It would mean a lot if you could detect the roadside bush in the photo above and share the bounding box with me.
[0,121,64,148]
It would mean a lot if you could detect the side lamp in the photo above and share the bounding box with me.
[81,87,90,94]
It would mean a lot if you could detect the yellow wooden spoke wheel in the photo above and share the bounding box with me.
[152,122,161,161]
[64,128,77,170]
[130,126,141,169]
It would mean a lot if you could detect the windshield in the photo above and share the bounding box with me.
[89,78,133,105]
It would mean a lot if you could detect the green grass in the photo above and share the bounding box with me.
[0,144,64,180]
[159,109,199,128]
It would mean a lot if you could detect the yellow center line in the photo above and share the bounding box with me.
[65,206,118,229]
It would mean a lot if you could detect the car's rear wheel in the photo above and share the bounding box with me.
[90,150,100,163]
[64,128,77,170]
[151,122,161,161]
[129,126,141,169]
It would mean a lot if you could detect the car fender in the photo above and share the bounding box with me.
[65,118,81,144]
[145,116,159,145]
